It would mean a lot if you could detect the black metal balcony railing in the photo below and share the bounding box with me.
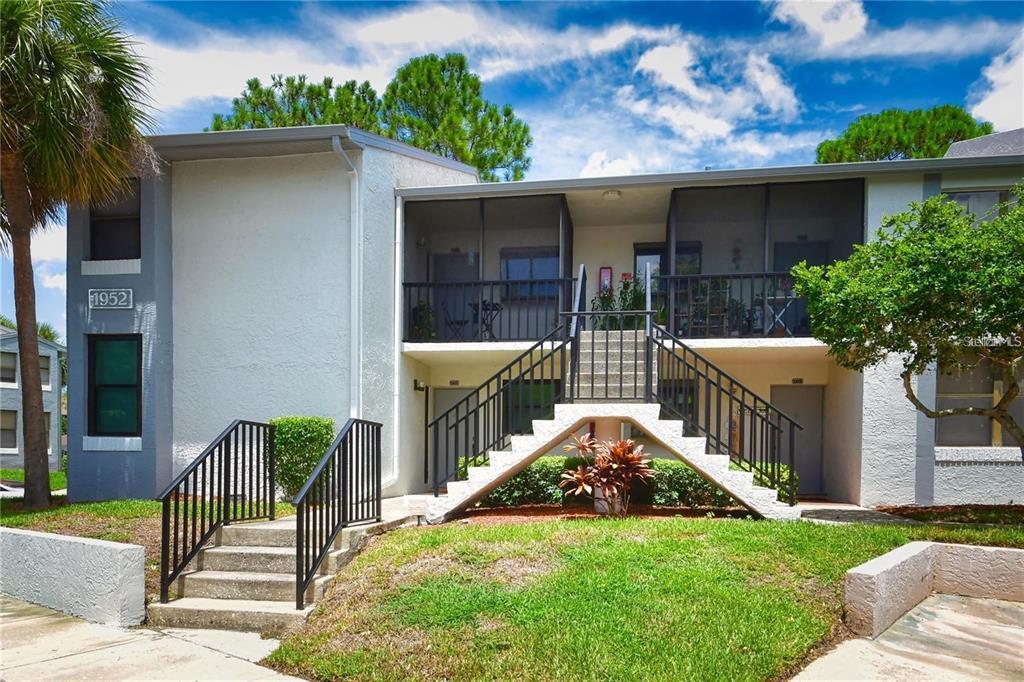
[403,278,575,342]
[653,273,808,338]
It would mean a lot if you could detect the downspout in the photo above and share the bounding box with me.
[332,135,362,419]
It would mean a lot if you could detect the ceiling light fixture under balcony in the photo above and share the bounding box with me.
[602,189,622,201]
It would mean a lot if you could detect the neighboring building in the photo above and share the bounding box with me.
[0,326,65,471]
[64,124,1024,509]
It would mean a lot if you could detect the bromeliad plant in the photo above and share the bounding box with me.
[558,434,655,516]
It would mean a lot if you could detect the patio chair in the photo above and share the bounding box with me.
[441,301,470,340]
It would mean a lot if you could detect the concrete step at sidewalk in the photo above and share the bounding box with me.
[146,597,312,635]
[177,570,333,602]
[200,545,295,574]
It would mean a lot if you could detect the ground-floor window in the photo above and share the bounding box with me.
[0,410,15,449]
[88,334,142,437]
[936,356,1023,447]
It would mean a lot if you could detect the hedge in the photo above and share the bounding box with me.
[477,456,798,509]
[270,416,336,499]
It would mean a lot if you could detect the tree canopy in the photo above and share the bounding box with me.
[792,188,1024,455]
[815,105,993,163]
[209,53,532,182]
[1,0,152,508]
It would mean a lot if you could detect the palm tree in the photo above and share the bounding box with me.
[1,0,154,508]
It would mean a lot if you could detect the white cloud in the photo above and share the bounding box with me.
[831,72,852,85]
[635,42,710,102]
[744,54,799,120]
[31,223,66,265]
[37,266,66,295]
[578,151,645,178]
[970,33,1024,131]
[769,0,867,49]
[823,19,1020,59]
[719,129,828,163]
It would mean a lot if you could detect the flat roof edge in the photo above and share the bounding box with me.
[396,154,1024,199]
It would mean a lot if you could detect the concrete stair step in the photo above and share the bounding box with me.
[177,570,333,602]
[218,524,295,547]
[147,597,312,635]
[200,545,295,574]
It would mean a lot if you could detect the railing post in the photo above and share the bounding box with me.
[295,501,305,609]
[223,431,232,525]
[787,421,796,505]
[375,424,383,522]
[159,495,171,603]
[268,424,277,520]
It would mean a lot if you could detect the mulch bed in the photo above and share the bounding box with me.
[877,504,1024,526]
[454,504,749,525]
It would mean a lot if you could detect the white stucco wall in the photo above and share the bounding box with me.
[933,448,1024,505]
[572,222,664,302]
[360,147,476,493]
[171,153,353,470]
[0,528,144,625]
[858,175,925,507]
[822,363,863,503]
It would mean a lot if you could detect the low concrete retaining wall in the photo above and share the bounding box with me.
[845,541,1024,637]
[0,527,145,626]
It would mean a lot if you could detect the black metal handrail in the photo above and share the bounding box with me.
[429,325,571,493]
[159,420,276,603]
[649,325,802,504]
[293,418,382,609]
[403,278,575,342]
[562,310,655,403]
[654,272,807,338]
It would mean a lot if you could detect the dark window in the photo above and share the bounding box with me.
[634,242,702,291]
[505,380,559,434]
[39,355,51,386]
[500,246,559,299]
[1,352,15,383]
[88,335,142,436]
[936,356,1023,448]
[946,190,1007,226]
[90,179,141,260]
[0,410,15,449]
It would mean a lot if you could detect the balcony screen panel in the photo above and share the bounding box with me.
[767,180,863,270]
[675,186,766,273]
[483,196,561,281]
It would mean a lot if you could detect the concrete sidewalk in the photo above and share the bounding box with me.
[796,594,1024,681]
[0,596,300,681]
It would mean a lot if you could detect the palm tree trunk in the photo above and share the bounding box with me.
[1,146,52,509]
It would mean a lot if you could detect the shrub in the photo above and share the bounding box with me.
[559,435,655,515]
[478,455,742,509]
[270,416,336,499]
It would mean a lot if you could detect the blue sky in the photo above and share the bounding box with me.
[3,0,1023,338]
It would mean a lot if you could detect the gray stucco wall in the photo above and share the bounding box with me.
[0,336,63,470]
[66,169,173,500]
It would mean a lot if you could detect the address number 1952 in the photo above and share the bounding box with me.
[88,288,133,310]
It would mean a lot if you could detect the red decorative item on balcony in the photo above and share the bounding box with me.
[599,266,613,292]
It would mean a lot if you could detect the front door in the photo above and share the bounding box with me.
[770,385,825,497]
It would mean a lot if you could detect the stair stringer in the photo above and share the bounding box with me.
[426,402,801,523]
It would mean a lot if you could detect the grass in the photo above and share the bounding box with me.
[267,516,1024,682]
[879,504,1024,525]
[0,468,67,491]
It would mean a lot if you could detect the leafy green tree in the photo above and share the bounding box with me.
[210,54,533,181]
[815,105,993,163]
[793,188,1024,456]
[381,54,531,181]
[209,75,384,134]
[1,0,153,508]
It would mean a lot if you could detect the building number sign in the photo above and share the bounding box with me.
[88,288,133,310]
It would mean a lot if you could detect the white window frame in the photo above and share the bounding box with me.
[39,354,51,391]
[0,409,17,454]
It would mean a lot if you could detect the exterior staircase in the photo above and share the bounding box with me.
[426,402,802,523]
[148,512,413,634]
[570,330,655,401]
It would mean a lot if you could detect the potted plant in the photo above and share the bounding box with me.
[559,433,655,516]
[411,300,437,340]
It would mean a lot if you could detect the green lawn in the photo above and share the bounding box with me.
[268,517,1024,682]
[0,468,67,491]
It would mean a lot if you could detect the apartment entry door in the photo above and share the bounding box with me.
[770,385,824,497]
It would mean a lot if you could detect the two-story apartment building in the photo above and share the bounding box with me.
[1,325,65,472]
[64,124,1023,511]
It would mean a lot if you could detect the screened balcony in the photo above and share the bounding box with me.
[403,195,574,341]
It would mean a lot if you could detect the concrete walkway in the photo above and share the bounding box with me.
[796,594,1024,681]
[0,596,300,681]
